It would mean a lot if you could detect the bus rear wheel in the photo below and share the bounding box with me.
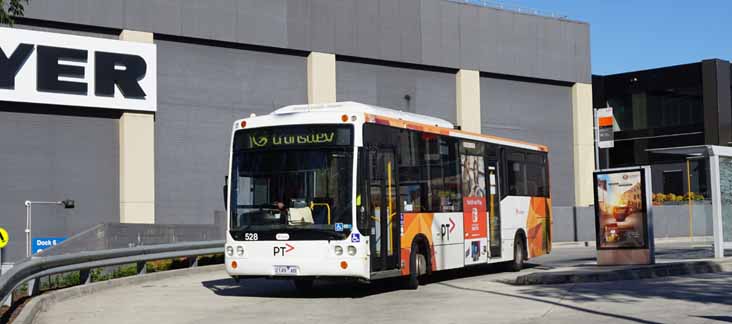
[509,237,526,272]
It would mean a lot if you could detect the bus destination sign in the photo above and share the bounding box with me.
[237,125,352,150]
[249,132,335,148]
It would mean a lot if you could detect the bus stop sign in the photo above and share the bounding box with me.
[597,108,614,148]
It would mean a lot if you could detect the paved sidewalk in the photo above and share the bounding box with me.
[33,268,732,324]
[519,240,732,285]
[20,240,732,323]
[515,258,732,285]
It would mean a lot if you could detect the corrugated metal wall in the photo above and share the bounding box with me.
[0,107,120,262]
[154,40,308,224]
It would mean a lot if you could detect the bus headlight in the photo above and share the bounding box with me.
[236,246,245,256]
[334,245,344,256]
[226,246,234,256]
[347,245,357,256]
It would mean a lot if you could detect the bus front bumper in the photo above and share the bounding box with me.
[225,256,369,279]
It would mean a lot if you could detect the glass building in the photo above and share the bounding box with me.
[593,59,732,200]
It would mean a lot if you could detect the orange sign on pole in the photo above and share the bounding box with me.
[597,108,614,149]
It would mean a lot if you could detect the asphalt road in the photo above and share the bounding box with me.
[34,242,732,324]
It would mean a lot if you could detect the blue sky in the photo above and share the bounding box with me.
[511,0,732,75]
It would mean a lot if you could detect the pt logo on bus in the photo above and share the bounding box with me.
[439,218,456,241]
[273,244,295,256]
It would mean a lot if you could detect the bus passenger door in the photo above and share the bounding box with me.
[487,160,502,258]
[367,148,400,272]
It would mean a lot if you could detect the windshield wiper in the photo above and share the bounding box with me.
[232,224,254,232]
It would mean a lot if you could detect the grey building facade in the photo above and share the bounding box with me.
[0,0,592,263]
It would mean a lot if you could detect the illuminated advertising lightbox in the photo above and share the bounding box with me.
[593,168,651,250]
[234,125,353,150]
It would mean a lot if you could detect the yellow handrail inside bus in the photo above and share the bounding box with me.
[387,160,395,256]
[310,202,331,224]
[490,194,495,241]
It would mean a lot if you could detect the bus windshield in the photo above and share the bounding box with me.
[230,125,354,240]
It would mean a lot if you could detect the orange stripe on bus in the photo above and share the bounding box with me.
[363,113,544,151]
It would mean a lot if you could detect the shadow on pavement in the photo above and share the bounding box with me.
[694,316,732,323]
[516,271,732,306]
[435,281,663,324]
[200,262,536,299]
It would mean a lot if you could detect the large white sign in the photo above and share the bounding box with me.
[0,27,156,112]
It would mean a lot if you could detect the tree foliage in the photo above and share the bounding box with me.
[0,0,29,26]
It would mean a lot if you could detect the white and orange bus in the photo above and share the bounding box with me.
[225,102,551,290]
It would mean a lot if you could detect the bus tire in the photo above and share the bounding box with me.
[293,279,314,292]
[405,244,427,290]
[509,235,526,272]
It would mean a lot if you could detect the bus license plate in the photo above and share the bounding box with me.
[273,265,299,275]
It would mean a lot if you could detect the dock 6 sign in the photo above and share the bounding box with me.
[0,27,157,112]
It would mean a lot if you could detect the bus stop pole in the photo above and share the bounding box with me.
[687,160,693,239]
[709,154,724,259]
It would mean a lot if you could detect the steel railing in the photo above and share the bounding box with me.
[0,240,224,308]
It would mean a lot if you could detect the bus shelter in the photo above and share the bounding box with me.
[649,145,732,258]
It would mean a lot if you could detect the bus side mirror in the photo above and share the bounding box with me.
[223,176,229,209]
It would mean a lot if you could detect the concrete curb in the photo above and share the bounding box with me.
[12,264,224,324]
[513,259,732,285]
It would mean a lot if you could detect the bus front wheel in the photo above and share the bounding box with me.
[405,244,427,290]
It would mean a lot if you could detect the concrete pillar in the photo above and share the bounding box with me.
[455,70,481,133]
[307,52,336,104]
[571,83,595,206]
[119,30,155,223]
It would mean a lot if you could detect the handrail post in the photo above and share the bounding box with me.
[188,256,198,268]
[79,269,92,285]
[2,292,11,307]
[27,277,40,296]
[137,261,147,275]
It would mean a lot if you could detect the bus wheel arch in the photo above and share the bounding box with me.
[411,234,432,275]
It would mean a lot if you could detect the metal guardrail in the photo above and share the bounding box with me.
[0,240,224,308]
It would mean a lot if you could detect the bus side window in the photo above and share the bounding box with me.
[526,153,549,197]
[507,152,527,196]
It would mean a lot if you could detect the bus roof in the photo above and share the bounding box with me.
[266,101,547,152]
[273,102,454,128]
